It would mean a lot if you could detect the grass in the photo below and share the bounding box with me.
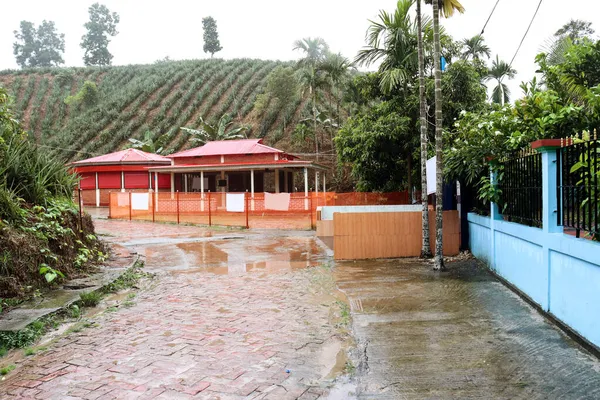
[79,291,102,307]
[0,364,16,375]
[24,347,36,356]
[103,260,149,293]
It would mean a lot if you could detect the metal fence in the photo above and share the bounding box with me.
[557,138,599,239]
[498,152,543,227]
[106,190,418,230]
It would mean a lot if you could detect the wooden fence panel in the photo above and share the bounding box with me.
[333,211,459,260]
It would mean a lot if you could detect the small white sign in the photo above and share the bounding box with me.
[131,193,149,210]
[426,157,436,195]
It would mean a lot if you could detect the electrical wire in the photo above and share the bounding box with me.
[481,0,501,35]
[502,0,544,83]
[35,144,101,156]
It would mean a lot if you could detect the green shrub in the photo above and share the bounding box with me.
[79,291,101,307]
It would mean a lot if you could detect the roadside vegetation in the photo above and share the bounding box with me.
[0,87,105,299]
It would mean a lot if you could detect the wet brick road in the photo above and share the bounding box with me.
[333,258,600,399]
[2,216,600,399]
[0,220,348,399]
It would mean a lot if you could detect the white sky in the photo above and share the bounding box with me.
[1,0,600,101]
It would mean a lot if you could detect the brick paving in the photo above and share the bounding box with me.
[0,220,345,399]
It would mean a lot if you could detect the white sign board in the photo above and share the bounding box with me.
[131,193,149,210]
[426,157,436,195]
[226,193,245,212]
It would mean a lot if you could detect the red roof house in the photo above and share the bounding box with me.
[71,148,171,206]
[147,139,325,195]
[72,140,326,206]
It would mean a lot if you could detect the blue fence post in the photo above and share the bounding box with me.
[489,162,502,271]
[533,140,564,311]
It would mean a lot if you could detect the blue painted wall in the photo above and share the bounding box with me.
[468,212,600,349]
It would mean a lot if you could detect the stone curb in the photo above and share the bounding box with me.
[0,252,141,334]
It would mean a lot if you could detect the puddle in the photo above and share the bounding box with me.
[138,236,327,276]
[326,378,359,399]
[319,338,348,380]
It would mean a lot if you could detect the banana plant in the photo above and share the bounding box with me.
[180,114,249,145]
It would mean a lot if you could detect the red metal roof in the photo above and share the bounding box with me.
[71,149,171,166]
[169,139,290,158]
[146,159,324,172]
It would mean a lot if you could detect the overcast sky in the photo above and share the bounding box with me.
[2,0,600,102]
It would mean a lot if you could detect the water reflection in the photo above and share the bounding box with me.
[140,236,325,275]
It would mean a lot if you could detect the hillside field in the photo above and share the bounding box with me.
[0,59,314,162]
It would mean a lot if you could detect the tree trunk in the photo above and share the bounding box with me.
[312,86,319,161]
[417,0,432,258]
[407,153,412,201]
[432,0,445,271]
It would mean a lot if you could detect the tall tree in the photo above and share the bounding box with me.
[487,55,516,105]
[202,17,222,57]
[555,19,594,42]
[425,0,464,271]
[80,3,120,66]
[254,66,300,131]
[355,0,429,94]
[416,0,432,258]
[13,20,65,68]
[461,34,491,60]
[321,53,352,134]
[293,37,330,160]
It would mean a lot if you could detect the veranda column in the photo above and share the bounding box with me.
[315,171,319,200]
[121,171,125,193]
[170,172,175,198]
[275,169,280,193]
[95,172,100,207]
[184,174,188,193]
[323,173,326,204]
[304,167,308,210]
[250,169,255,211]
[154,172,159,212]
[200,171,205,211]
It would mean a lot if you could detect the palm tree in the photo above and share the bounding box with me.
[180,114,248,145]
[461,35,491,60]
[293,37,329,66]
[321,52,353,149]
[416,0,432,258]
[293,37,330,160]
[425,0,465,271]
[487,55,516,105]
[355,0,429,94]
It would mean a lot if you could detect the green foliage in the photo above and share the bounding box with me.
[336,99,416,191]
[0,58,312,157]
[39,263,65,283]
[0,365,16,375]
[103,261,148,293]
[81,3,120,66]
[64,80,98,108]
[0,89,105,296]
[0,319,48,349]
[13,20,65,68]
[202,17,222,57]
[569,139,600,240]
[79,291,101,307]
[70,304,81,319]
[23,347,35,356]
[254,66,299,118]
[181,114,248,145]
